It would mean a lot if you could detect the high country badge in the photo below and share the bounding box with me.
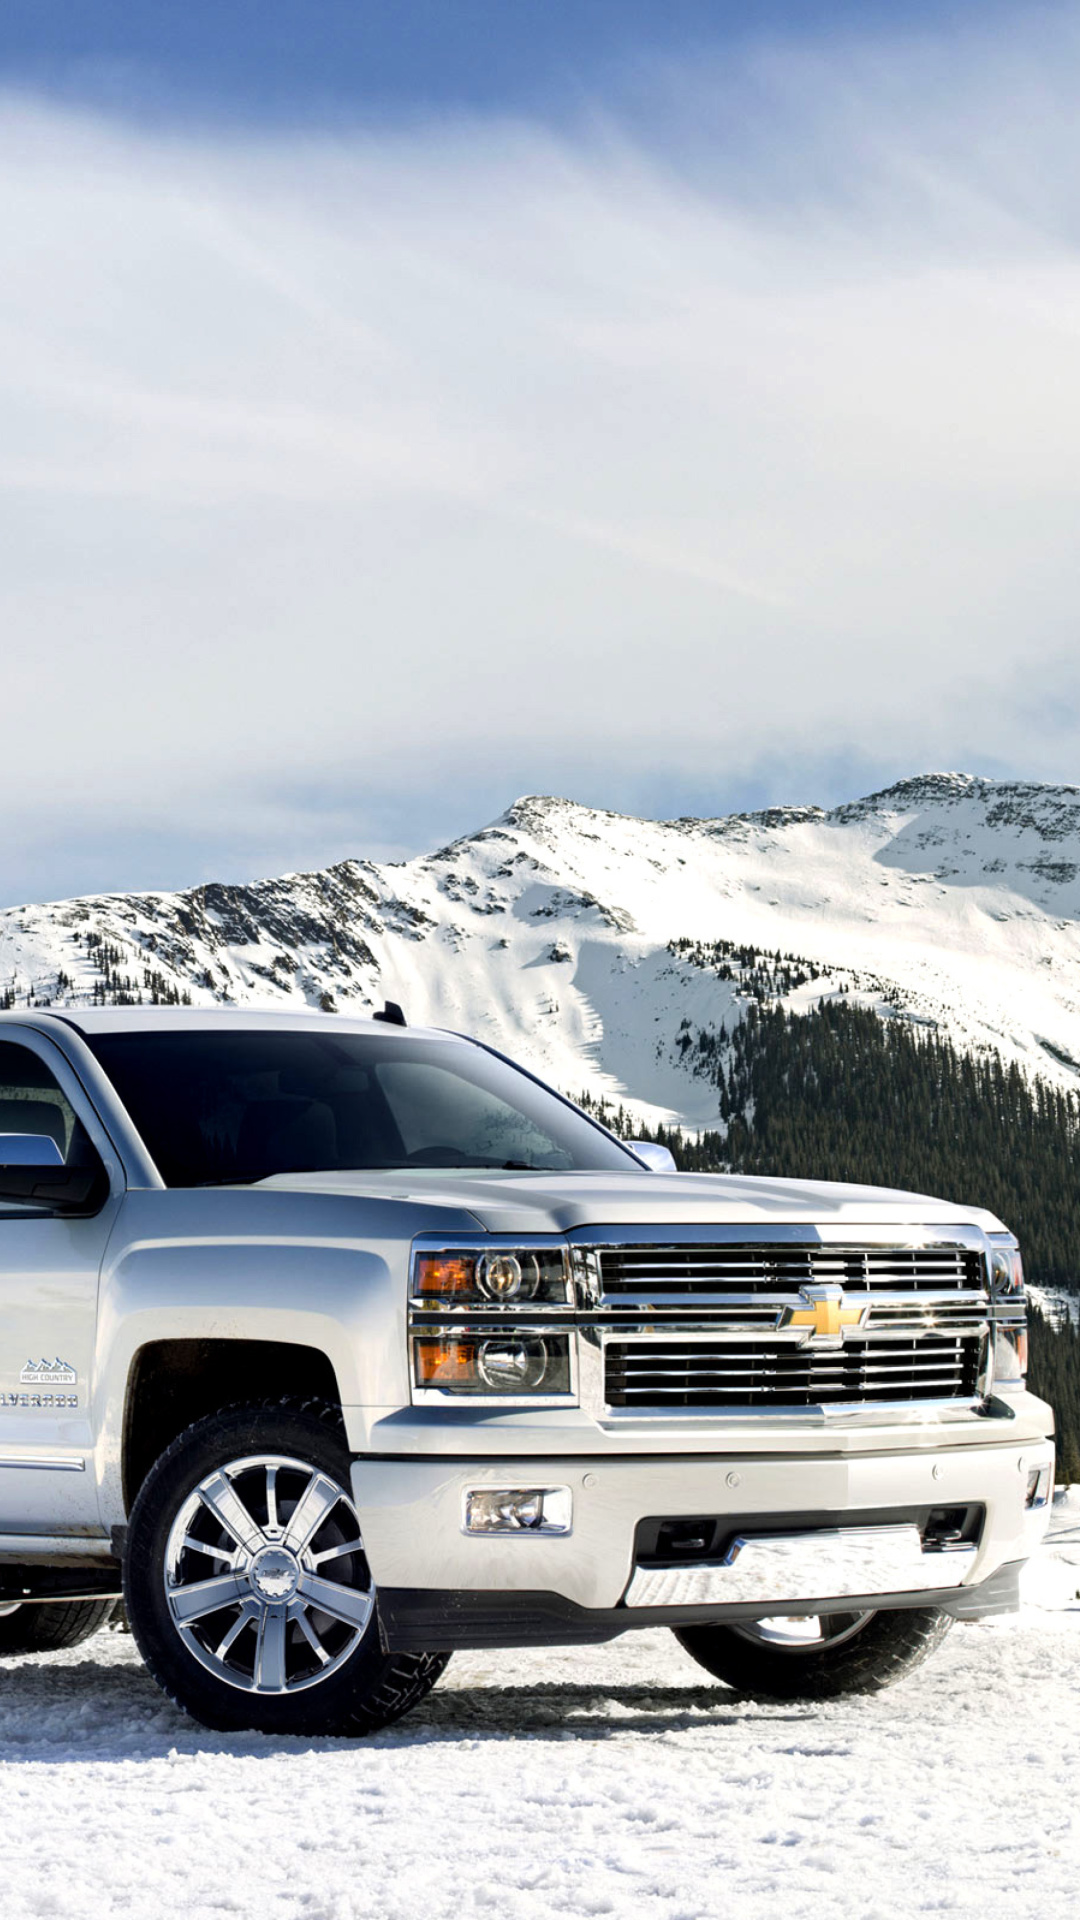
[20,1358,77,1387]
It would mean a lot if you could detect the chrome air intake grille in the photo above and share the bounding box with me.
[598,1244,983,1298]
[604,1335,982,1409]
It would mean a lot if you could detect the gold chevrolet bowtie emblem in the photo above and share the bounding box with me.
[788,1288,867,1340]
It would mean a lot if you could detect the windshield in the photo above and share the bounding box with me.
[82,1028,635,1187]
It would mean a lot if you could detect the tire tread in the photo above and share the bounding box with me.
[0,1598,118,1655]
[675,1606,953,1700]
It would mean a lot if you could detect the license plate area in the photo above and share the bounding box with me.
[635,1502,982,1564]
[625,1518,979,1608]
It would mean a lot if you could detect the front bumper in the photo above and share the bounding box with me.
[352,1430,1054,1643]
[376,1558,1027,1651]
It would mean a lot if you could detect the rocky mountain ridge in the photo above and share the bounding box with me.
[5,772,1080,1129]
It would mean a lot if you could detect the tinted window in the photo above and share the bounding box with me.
[0,1041,80,1162]
[81,1029,633,1186]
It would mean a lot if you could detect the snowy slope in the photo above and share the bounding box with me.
[1028,1286,1080,1331]
[5,771,1080,1129]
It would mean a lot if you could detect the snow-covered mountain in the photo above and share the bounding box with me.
[5,771,1080,1129]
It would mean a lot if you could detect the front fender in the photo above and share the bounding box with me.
[93,1185,477,1529]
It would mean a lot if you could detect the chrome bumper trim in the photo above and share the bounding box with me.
[624,1524,977,1607]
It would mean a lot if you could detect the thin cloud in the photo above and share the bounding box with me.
[1,10,1080,904]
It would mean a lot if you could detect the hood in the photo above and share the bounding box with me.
[257,1167,1007,1237]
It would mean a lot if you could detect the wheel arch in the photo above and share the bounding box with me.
[122,1337,344,1510]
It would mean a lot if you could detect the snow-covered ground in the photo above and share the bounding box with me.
[3,1502,1079,1920]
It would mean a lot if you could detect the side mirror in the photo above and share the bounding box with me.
[625,1139,678,1174]
[0,1135,109,1215]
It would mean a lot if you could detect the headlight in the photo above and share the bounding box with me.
[992,1323,1029,1385]
[989,1238,1027,1390]
[990,1244,1025,1301]
[412,1333,573,1397]
[412,1245,573,1309]
[409,1240,577,1400]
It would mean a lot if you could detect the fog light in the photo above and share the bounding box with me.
[1026,1466,1052,1510]
[463,1487,572,1535]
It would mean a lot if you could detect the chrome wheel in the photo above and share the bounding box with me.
[164,1453,374,1695]
[732,1610,876,1651]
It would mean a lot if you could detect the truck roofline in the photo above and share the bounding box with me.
[0,1005,460,1042]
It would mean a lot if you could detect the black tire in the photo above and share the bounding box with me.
[674,1606,953,1700]
[0,1598,118,1655]
[124,1399,450,1736]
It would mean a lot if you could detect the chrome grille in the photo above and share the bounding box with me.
[586,1234,990,1414]
[598,1243,982,1297]
[605,1335,982,1409]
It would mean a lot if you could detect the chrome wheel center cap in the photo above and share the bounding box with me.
[249,1545,301,1602]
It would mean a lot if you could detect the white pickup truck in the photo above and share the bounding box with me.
[0,1006,1053,1735]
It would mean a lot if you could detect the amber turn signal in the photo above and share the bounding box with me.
[414,1255,476,1298]
[414,1336,479,1384]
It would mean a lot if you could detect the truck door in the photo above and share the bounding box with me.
[0,1032,122,1536]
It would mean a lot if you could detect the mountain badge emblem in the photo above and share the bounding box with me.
[20,1359,77,1387]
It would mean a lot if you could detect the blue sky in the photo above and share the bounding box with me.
[0,2,1002,120]
[1,2,1079,907]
